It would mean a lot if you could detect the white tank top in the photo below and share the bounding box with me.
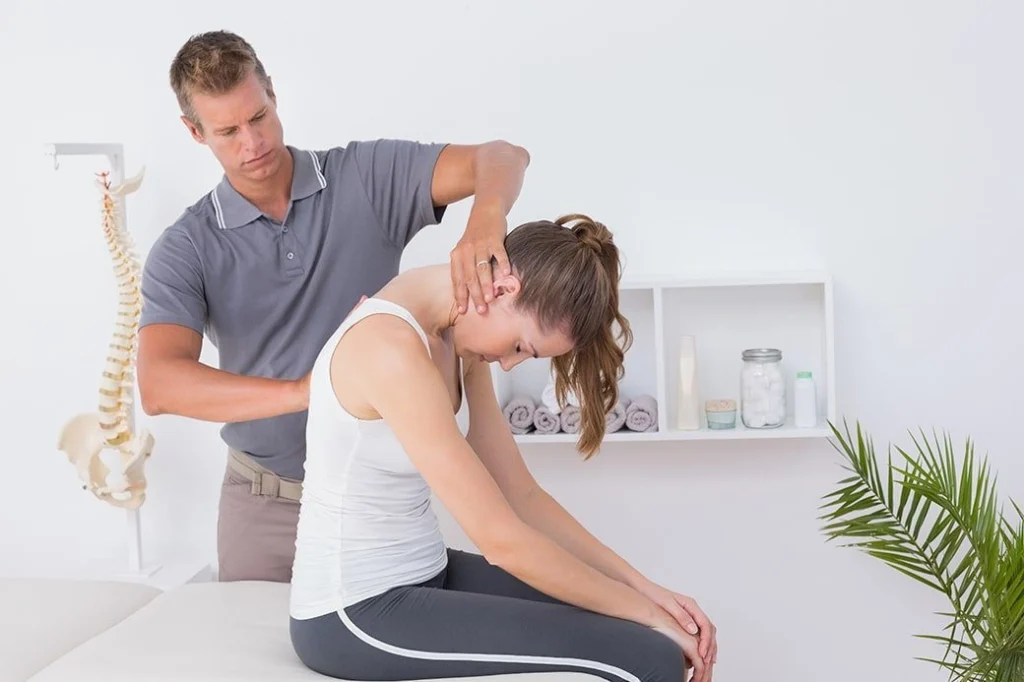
[289,297,461,618]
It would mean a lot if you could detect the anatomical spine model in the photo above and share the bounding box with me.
[57,167,154,510]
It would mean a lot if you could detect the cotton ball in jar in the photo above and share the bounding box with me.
[740,348,786,428]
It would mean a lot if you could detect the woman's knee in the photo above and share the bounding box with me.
[635,629,689,682]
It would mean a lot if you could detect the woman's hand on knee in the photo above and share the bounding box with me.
[635,581,717,668]
[650,617,710,682]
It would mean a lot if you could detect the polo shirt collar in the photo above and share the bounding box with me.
[211,146,328,230]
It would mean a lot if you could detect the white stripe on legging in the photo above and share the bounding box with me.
[335,606,641,682]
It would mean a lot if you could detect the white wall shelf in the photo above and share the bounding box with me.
[491,270,836,446]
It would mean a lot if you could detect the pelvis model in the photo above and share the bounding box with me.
[57,168,155,510]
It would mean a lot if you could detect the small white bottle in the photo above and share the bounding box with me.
[677,336,701,430]
[793,371,817,428]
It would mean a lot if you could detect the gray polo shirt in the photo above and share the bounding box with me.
[140,139,448,480]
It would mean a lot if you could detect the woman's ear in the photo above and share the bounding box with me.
[492,272,522,299]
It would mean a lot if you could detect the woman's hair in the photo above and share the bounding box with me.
[504,214,633,458]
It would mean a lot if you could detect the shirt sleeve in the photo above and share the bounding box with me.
[348,139,449,248]
[139,225,208,335]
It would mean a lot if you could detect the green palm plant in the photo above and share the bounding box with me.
[819,419,1024,682]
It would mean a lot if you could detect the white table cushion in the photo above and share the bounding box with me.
[0,577,161,682]
[28,580,601,682]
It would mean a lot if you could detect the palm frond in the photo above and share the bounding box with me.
[819,419,1023,682]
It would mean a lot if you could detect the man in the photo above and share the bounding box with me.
[137,30,530,583]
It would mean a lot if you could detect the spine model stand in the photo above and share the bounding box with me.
[57,167,154,510]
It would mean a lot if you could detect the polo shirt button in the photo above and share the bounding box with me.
[282,227,289,233]
[287,252,295,259]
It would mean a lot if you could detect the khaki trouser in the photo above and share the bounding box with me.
[216,448,302,583]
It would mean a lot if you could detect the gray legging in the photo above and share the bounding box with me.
[290,548,686,682]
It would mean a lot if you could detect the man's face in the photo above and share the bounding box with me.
[182,71,286,183]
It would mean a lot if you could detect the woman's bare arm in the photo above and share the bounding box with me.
[461,357,541,505]
[461,358,648,587]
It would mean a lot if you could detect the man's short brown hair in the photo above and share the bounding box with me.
[169,30,271,130]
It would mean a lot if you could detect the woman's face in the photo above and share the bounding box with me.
[451,273,574,372]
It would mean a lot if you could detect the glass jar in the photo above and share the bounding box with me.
[740,348,785,428]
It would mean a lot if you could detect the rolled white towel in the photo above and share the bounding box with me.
[541,376,579,415]
[533,405,561,434]
[625,395,659,432]
[605,399,628,432]
[502,396,535,434]
[559,405,581,434]
[541,381,561,414]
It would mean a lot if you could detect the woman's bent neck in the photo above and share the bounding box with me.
[374,265,460,339]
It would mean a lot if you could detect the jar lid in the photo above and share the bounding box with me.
[742,348,782,362]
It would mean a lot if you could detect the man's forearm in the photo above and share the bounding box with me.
[140,358,307,423]
[470,141,530,217]
[514,487,650,591]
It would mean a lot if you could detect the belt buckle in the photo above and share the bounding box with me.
[250,472,280,498]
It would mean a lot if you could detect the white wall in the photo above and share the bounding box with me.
[2,1,1022,680]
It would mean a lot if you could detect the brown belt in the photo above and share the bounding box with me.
[227,448,303,502]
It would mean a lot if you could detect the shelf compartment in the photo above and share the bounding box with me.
[659,275,834,435]
[493,271,835,445]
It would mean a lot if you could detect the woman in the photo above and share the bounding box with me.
[289,214,717,682]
